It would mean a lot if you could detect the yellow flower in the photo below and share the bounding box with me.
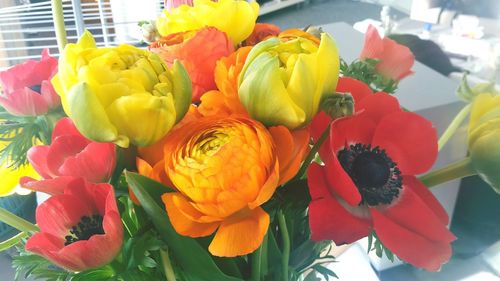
[468,93,500,193]
[0,143,39,197]
[52,31,192,148]
[156,0,259,45]
[238,32,340,130]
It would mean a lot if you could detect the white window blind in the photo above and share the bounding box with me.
[0,0,166,69]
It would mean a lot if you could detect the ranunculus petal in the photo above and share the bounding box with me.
[162,192,220,237]
[371,209,453,271]
[309,196,371,244]
[249,161,280,208]
[269,126,310,185]
[209,207,269,257]
[372,111,438,175]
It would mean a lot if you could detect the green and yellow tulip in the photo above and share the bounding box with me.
[237,32,340,130]
[52,31,192,148]
[468,93,500,193]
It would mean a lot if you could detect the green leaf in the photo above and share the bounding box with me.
[313,264,338,280]
[72,266,115,281]
[125,172,242,281]
[0,231,28,252]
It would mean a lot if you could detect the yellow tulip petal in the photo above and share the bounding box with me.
[0,163,39,197]
[239,53,305,129]
[106,93,177,147]
[65,82,121,145]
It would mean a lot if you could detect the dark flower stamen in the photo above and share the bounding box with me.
[29,84,42,93]
[338,143,402,206]
[65,215,105,246]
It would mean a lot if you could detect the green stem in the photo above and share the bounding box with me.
[291,124,330,182]
[277,210,290,281]
[51,0,68,52]
[251,242,263,281]
[0,207,39,233]
[438,104,471,151]
[420,157,476,188]
[160,248,176,281]
[0,231,28,252]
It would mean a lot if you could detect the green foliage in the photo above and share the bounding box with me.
[0,107,64,168]
[367,231,397,262]
[12,244,74,281]
[126,171,243,281]
[340,59,398,94]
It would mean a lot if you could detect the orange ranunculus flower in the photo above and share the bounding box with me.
[243,23,281,46]
[197,46,252,117]
[149,27,234,102]
[279,28,321,45]
[137,109,309,257]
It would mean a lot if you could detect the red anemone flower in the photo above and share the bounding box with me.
[360,25,414,81]
[0,49,60,116]
[308,93,455,271]
[26,178,123,271]
[21,118,116,195]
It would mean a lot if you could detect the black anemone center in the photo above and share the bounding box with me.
[338,144,402,206]
[64,215,105,246]
[29,84,42,93]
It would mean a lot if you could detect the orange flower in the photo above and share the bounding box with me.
[137,109,309,256]
[198,46,252,117]
[243,23,281,46]
[279,28,321,45]
[149,27,234,101]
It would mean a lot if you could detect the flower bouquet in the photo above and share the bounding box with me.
[1,0,499,280]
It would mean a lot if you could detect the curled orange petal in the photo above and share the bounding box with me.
[269,126,311,185]
[209,207,269,257]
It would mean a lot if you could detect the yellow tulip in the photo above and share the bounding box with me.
[468,93,500,193]
[156,0,259,45]
[0,143,39,197]
[52,31,192,148]
[238,32,340,129]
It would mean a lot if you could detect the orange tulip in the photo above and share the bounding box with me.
[150,27,234,102]
[243,23,281,46]
[137,108,309,256]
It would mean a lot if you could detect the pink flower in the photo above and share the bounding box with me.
[0,49,60,116]
[360,25,415,81]
[20,118,116,195]
[165,0,193,10]
[26,178,123,271]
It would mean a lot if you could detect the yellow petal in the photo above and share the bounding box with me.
[239,52,305,129]
[106,93,177,147]
[65,82,121,145]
